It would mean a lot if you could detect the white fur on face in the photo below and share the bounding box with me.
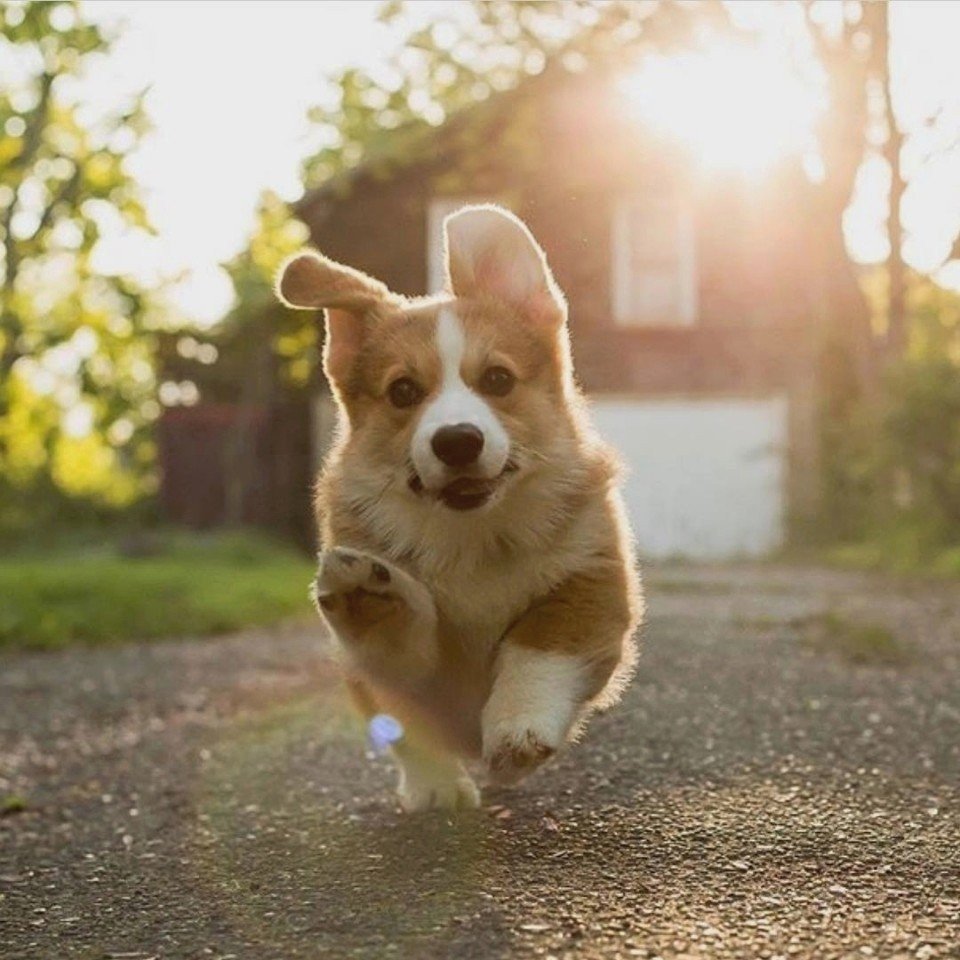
[411,307,510,490]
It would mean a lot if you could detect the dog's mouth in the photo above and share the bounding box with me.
[408,461,519,511]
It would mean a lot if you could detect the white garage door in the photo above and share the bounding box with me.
[590,396,787,560]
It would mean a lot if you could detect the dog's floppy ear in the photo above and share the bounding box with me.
[276,251,392,387]
[276,250,389,312]
[444,205,564,323]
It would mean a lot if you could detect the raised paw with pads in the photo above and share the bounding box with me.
[313,547,398,613]
[313,547,438,683]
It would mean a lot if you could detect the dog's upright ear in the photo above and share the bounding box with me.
[276,251,393,386]
[444,205,565,324]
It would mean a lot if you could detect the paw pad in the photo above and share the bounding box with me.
[314,548,399,608]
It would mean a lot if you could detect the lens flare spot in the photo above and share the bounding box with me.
[368,713,404,754]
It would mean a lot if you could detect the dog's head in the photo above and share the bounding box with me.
[277,205,582,515]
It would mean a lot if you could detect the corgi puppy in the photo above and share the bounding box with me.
[277,205,642,812]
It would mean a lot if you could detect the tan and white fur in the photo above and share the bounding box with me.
[277,205,642,812]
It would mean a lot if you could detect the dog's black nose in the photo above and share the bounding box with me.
[431,423,484,468]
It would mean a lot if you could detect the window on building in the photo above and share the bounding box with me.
[611,194,697,326]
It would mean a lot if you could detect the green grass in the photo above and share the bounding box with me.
[0,530,316,651]
[1,794,28,816]
[821,532,960,578]
[798,611,911,666]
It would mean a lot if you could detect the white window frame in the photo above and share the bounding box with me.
[611,194,698,327]
[426,197,500,294]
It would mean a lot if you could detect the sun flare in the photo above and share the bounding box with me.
[620,43,823,175]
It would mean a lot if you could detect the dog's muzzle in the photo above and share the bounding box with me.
[408,460,519,511]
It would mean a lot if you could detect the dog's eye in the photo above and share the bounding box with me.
[478,366,515,397]
[387,377,424,409]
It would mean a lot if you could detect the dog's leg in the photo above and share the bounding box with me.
[482,563,639,785]
[314,547,439,685]
[482,645,590,785]
[319,550,479,811]
[393,738,480,812]
[345,676,480,812]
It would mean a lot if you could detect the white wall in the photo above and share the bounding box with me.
[589,396,788,560]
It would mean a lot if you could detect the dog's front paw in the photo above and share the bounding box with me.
[314,547,395,603]
[484,725,557,786]
[398,763,481,813]
[315,547,438,682]
[312,547,404,627]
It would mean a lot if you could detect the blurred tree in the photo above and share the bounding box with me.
[0,0,159,531]
[223,190,314,394]
[302,0,727,192]
[800,0,885,398]
[886,279,960,533]
[823,269,960,550]
[160,191,311,525]
[799,0,960,540]
[867,0,906,359]
[165,190,313,406]
[802,0,956,369]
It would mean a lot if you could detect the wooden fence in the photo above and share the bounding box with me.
[158,401,315,549]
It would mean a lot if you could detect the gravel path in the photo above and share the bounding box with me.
[1,565,958,960]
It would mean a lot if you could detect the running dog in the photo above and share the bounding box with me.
[276,205,642,811]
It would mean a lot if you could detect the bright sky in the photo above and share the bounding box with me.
[79,0,960,326]
[80,0,390,324]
